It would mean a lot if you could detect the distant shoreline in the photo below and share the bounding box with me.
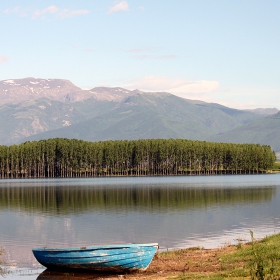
[0,170,279,180]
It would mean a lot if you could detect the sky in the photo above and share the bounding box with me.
[1,0,280,110]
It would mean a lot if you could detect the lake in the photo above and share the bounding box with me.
[1,174,280,279]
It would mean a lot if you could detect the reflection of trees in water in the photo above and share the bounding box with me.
[0,185,276,215]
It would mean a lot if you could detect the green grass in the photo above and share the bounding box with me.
[171,232,280,280]
[272,161,280,171]
[0,248,4,276]
[219,232,280,279]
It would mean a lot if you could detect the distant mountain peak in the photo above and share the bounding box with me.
[0,78,82,105]
[87,87,134,101]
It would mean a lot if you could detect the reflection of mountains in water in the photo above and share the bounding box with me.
[0,185,276,215]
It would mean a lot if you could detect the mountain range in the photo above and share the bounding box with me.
[1,77,279,156]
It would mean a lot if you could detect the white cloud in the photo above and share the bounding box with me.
[127,76,185,90]
[57,9,89,19]
[33,6,59,18]
[0,56,9,64]
[125,76,219,96]
[108,1,128,14]
[170,80,220,95]
[4,5,89,19]
[4,6,30,17]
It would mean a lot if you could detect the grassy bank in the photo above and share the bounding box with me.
[272,161,280,172]
[145,231,280,280]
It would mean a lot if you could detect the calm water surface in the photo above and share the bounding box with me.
[1,174,280,279]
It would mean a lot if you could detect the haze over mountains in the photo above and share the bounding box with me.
[208,112,280,153]
[1,78,279,154]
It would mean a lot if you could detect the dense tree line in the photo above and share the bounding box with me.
[0,138,276,178]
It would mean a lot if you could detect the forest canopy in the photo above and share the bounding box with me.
[0,138,276,178]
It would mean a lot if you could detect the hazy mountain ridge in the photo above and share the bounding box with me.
[0,78,279,153]
[207,112,280,153]
[0,98,87,144]
[18,86,265,144]
[245,108,279,115]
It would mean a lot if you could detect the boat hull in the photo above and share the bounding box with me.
[32,243,158,272]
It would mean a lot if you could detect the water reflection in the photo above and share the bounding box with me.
[1,174,280,279]
[0,184,276,215]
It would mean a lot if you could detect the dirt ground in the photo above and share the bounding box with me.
[37,245,238,280]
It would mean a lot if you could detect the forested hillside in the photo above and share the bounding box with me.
[0,138,275,178]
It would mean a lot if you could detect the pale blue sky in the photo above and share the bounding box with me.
[1,0,280,109]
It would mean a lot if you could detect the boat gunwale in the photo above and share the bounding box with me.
[32,243,159,252]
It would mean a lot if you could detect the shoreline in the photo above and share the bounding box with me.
[2,232,280,279]
[0,171,279,181]
[0,245,266,279]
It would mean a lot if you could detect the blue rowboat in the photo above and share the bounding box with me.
[32,243,158,272]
